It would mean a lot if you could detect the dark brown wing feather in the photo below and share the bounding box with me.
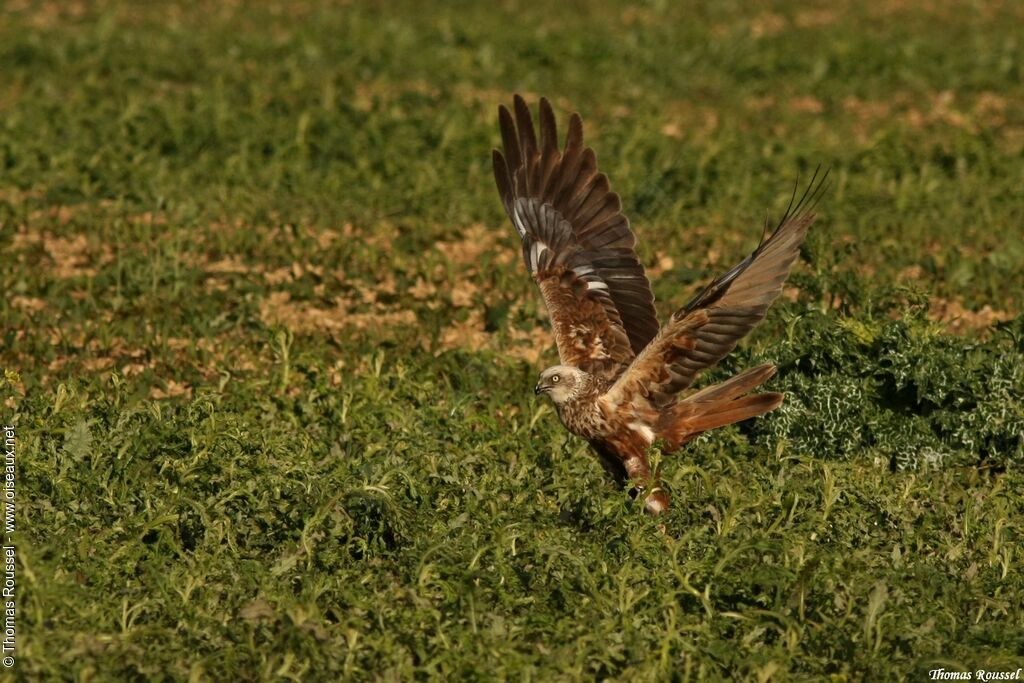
[606,169,828,408]
[493,95,660,377]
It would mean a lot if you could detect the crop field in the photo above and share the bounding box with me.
[2,0,1023,680]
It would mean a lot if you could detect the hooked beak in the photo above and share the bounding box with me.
[534,383,544,395]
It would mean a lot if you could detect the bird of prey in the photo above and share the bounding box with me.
[492,95,826,515]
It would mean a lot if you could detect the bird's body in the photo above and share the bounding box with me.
[493,95,826,514]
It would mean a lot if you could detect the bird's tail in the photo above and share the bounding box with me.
[655,364,783,450]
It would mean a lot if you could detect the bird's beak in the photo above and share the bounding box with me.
[534,383,544,395]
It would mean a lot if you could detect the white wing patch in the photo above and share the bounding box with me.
[529,241,547,272]
[628,421,656,445]
[511,200,530,238]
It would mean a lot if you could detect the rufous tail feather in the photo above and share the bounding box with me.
[655,363,783,450]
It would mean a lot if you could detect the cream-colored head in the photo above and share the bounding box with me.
[534,365,587,405]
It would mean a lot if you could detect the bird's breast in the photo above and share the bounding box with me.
[556,398,609,440]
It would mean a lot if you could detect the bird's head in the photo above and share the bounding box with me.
[535,365,586,405]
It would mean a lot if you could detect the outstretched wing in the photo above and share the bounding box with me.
[606,169,828,409]
[493,95,660,378]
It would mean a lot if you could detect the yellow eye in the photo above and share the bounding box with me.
[551,375,560,383]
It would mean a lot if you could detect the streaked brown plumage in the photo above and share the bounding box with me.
[493,95,827,514]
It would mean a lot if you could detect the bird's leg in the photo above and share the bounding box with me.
[623,454,670,515]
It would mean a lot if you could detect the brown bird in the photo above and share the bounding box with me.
[492,95,826,515]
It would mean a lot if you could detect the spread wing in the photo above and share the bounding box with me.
[492,95,660,378]
[605,169,828,409]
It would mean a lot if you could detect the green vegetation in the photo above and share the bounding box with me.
[2,0,1022,679]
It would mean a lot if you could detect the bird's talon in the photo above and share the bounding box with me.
[644,489,671,516]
